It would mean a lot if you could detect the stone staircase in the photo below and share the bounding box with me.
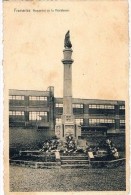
[10,150,91,169]
[60,153,90,168]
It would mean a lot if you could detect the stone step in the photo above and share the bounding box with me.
[10,159,61,169]
[61,164,90,169]
[61,156,88,160]
[61,159,89,164]
[20,150,41,156]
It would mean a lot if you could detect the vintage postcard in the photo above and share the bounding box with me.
[3,0,130,194]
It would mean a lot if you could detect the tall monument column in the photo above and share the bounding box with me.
[55,31,81,141]
[62,47,73,115]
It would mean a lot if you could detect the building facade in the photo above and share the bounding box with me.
[9,87,54,130]
[9,87,125,134]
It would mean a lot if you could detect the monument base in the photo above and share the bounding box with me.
[55,122,81,143]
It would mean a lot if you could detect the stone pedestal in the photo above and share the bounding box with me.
[55,47,81,142]
[55,123,81,141]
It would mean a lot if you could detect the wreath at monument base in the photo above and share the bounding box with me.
[63,135,77,154]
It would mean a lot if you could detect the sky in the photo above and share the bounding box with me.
[4,0,128,100]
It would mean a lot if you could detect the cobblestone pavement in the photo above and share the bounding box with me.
[10,165,126,191]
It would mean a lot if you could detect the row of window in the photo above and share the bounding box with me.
[56,104,125,110]
[29,96,47,101]
[89,119,115,124]
[89,105,115,109]
[9,112,125,124]
[56,103,83,108]
[9,96,125,111]
[56,118,83,124]
[89,119,125,124]
[55,118,126,125]
[9,95,47,101]
[9,96,24,100]
[9,111,47,121]
[9,111,24,115]
[29,112,47,121]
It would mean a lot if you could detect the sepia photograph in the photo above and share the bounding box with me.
[3,0,129,194]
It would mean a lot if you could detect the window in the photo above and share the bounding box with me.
[15,111,24,115]
[56,118,62,124]
[89,105,97,109]
[105,105,114,109]
[56,103,63,107]
[40,97,47,100]
[89,104,114,109]
[106,119,115,123]
[99,119,105,123]
[120,105,125,110]
[75,118,83,124]
[9,111,12,115]
[9,95,24,100]
[104,119,115,123]
[29,112,47,121]
[89,119,97,124]
[73,104,83,108]
[99,105,105,109]
[29,96,47,101]
[120,120,125,124]
[9,111,24,116]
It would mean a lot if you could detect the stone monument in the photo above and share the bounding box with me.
[55,31,81,142]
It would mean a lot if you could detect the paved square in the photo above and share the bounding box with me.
[10,166,126,191]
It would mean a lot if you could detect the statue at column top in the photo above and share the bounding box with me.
[64,30,72,49]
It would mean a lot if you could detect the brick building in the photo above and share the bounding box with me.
[9,87,125,134]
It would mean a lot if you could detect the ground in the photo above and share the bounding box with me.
[10,165,126,191]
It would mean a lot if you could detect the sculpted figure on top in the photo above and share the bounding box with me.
[64,30,72,49]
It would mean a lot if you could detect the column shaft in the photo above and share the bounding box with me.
[63,64,72,115]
